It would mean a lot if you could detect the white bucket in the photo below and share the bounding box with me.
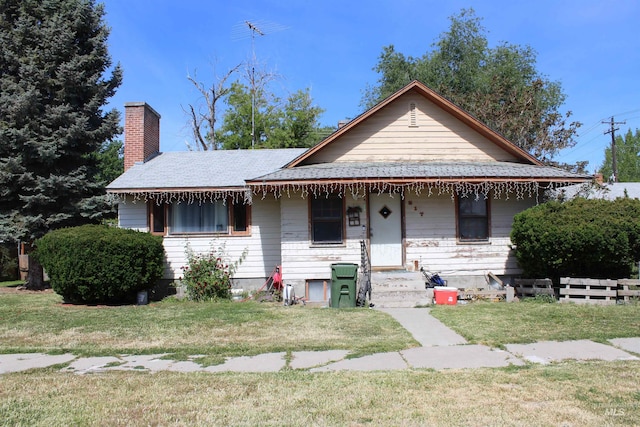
[283,284,295,306]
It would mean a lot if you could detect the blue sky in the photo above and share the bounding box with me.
[102,0,640,173]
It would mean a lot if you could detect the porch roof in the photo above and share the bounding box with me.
[247,161,591,185]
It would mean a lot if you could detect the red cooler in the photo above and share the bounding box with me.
[434,287,458,305]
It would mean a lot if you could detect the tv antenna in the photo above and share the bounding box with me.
[232,20,287,148]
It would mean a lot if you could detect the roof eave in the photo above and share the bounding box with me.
[107,186,249,194]
[247,176,591,187]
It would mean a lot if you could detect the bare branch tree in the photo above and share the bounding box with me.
[183,63,240,150]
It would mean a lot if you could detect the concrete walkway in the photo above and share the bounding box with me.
[1,308,639,374]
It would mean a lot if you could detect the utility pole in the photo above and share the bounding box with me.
[603,116,626,182]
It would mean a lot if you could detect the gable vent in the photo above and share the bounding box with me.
[409,102,418,127]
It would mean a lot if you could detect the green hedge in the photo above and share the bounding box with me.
[511,198,640,282]
[35,225,165,304]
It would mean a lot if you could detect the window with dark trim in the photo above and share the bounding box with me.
[149,203,167,236]
[232,203,251,235]
[457,195,489,241]
[149,199,251,236]
[310,195,344,244]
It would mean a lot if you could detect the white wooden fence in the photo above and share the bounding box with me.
[513,278,640,305]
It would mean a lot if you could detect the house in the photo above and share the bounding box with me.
[107,81,591,301]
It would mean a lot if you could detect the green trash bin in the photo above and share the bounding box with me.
[330,263,358,308]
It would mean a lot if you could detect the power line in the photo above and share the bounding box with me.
[556,110,640,161]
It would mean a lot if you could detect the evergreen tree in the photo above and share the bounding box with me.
[0,0,122,288]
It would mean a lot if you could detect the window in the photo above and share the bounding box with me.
[310,195,344,244]
[149,203,167,235]
[171,201,228,233]
[306,279,330,302]
[457,195,489,241]
[232,203,251,235]
[149,199,250,235]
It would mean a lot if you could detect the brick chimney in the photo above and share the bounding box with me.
[124,102,161,171]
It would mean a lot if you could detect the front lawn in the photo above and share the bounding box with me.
[0,289,417,360]
[431,299,640,347]
[2,289,640,426]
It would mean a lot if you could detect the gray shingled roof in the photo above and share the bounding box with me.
[554,182,640,200]
[107,149,307,191]
[249,161,591,183]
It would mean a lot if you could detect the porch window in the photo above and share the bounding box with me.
[457,195,490,242]
[150,199,250,235]
[310,195,344,244]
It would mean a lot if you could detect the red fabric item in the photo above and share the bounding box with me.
[272,270,282,290]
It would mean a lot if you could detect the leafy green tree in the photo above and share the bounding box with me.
[216,83,325,149]
[362,8,581,163]
[0,0,122,289]
[94,140,124,185]
[600,128,640,182]
[266,89,325,148]
[216,81,270,149]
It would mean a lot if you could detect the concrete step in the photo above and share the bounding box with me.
[368,271,432,308]
[369,291,431,308]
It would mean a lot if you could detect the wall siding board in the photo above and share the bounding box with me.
[117,197,282,281]
[404,193,535,277]
[310,92,518,164]
[280,191,365,287]
[118,183,535,287]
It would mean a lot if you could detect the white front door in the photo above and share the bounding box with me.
[369,194,403,268]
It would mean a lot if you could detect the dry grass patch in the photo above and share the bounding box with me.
[1,361,639,426]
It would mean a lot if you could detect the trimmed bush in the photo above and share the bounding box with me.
[35,225,164,304]
[511,197,640,282]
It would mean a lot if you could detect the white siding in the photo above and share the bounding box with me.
[280,191,366,288]
[118,197,282,282]
[404,193,536,277]
[118,191,536,288]
[280,190,536,290]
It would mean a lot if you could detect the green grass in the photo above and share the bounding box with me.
[0,290,417,358]
[431,299,640,347]
[0,280,24,287]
